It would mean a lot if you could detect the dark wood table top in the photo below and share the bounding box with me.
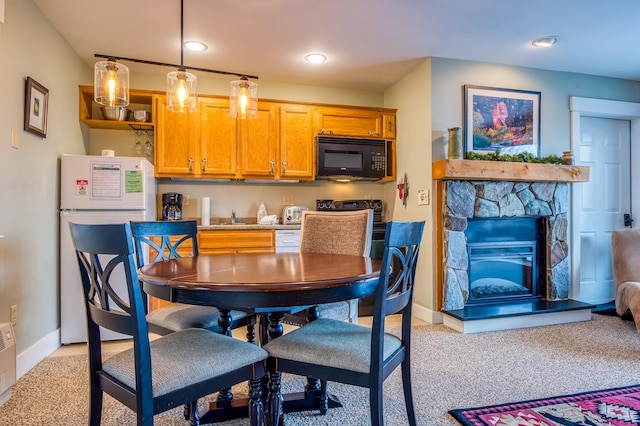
[138,252,381,311]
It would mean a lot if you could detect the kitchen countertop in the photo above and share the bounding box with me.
[198,223,301,231]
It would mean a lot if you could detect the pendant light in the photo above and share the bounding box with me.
[166,0,197,113]
[230,76,258,119]
[94,58,129,107]
[93,0,258,115]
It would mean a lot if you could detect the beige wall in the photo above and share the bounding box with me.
[0,0,90,355]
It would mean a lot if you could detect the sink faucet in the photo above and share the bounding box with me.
[231,210,236,224]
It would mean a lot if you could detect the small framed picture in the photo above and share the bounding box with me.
[464,85,541,156]
[24,77,49,138]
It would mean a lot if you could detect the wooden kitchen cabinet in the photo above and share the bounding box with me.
[154,95,197,176]
[279,105,315,179]
[238,102,279,178]
[238,102,314,180]
[79,85,156,130]
[383,113,396,139]
[155,96,239,178]
[198,229,275,254]
[314,106,386,138]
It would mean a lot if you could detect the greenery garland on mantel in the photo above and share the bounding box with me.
[465,151,564,164]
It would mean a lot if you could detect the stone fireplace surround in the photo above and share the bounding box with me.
[442,180,568,310]
[433,159,590,317]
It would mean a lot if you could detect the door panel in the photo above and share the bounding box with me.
[576,117,630,303]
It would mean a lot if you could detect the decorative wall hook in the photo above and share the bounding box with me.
[397,172,409,207]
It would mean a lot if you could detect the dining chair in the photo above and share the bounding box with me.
[129,220,255,338]
[282,209,373,327]
[264,220,425,426]
[68,222,267,426]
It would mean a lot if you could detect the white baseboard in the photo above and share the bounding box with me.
[412,303,442,324]
[16,328,60,379]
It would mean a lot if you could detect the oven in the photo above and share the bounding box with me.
[316,199,386,316]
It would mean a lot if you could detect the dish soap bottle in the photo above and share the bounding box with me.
[257,202,268,223]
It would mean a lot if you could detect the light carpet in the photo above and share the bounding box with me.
[2,313,640,425]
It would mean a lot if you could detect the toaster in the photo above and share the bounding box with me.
[282,206,308,225]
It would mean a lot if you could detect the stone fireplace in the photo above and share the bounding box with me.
[433,159,590,314]
[442,180,567,310]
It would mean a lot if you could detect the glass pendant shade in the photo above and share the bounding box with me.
[167,69,197,113]
[94,60,129,107]
[230,77,258,119]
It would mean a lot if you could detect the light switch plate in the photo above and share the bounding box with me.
[10,127,19,149]
[283,195,294,205]
[417,189,430,205]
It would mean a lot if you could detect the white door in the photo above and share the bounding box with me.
[574,117,631,303]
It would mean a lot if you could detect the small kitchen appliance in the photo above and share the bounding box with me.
[282,206,309,225]
[162,193,183,220]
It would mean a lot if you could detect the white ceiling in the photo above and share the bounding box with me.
[33,0,640,92]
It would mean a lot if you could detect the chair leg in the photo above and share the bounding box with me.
[369,381,383,426]
[401,360,417,426]
[268,369,283,426]
[249,375,265,426]
[88,382,103,426]
[189,400,200,426]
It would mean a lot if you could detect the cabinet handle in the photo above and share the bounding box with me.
[202,158,207,173]
[188,157,194,173]
[282,160,287,176]
[367,131,381,137]
[270,160,276,175]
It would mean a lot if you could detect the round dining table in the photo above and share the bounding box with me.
[138,251,381,424]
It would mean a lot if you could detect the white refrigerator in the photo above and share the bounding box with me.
[59,154,157,344]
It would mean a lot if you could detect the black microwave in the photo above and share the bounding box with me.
[316,136,389,181]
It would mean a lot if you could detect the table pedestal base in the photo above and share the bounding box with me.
[199,389,342,425]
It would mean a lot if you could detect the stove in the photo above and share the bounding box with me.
[316,199,386,240]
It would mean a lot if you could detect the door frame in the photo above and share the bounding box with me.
[569,97,640,302]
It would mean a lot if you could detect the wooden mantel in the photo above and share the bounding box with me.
[432,159,589,183]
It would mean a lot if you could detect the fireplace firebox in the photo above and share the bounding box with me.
[465,217,544,305]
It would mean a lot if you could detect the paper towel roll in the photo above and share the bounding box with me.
[201,197,211,226]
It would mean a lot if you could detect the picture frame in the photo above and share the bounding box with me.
[24,77,49,138]
[464,85,540,156]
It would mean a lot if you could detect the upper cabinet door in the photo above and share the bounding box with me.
[279,105,314,179]
[154,96,197,176]
[199,98,238,178]
[314,107,384,138]
[239,102,279,178]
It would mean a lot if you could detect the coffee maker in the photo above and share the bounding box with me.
[162,193,183,220]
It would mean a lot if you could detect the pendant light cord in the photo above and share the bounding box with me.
[180,0,184,70]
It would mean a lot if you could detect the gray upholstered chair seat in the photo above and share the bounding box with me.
[282,301,350,326]
[146,304,248,332]
[264,318,401,374]
[103,328,267,397]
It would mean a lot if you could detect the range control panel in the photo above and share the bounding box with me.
[316,199,383,222]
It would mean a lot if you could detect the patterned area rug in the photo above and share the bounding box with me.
[450,384,640,426]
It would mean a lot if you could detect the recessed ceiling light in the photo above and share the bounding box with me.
[184,41,208,52]
[305,53,327,64]
[532,36,557,48]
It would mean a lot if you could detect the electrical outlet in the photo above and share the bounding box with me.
[183,194,190,206]
[283,194,294,205]
[417,189,430,206]
[10,305,17,326]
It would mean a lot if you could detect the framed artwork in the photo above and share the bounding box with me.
[24,77,49,138]
[464,85,540,156]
